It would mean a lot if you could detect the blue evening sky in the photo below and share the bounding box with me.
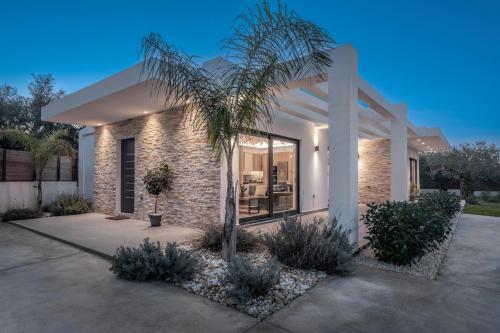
[1,0,498,145]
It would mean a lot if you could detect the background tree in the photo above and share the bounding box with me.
[0,74,80,149]
[141,0,334,260]
[0,85,32,133]
[419,155,456,191]
[424,141,500,200]
[0,129,75,212]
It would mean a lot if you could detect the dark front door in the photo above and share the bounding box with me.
[121,138,135,213]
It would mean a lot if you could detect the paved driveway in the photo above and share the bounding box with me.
[0,223,257,333]
[252,214,500,333]
[1,214,499,333]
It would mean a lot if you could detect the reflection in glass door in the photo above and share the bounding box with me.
[238,134,269,220]
[272,138,297,214]
[238,133,298,222]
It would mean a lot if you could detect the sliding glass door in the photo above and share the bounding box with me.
[271,138,297,214]
[238,134,269,220]
[238,133,298,223]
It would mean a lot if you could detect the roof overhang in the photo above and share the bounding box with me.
[408,126,450,152]
[42,63,169,127]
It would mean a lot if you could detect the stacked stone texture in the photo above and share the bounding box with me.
[358,139,391,204]
[93,110,220,227]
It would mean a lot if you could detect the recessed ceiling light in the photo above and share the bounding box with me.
[97,123,102,126]
[417,138,421,142]
[143,111,149,114]
[421,142,425,145]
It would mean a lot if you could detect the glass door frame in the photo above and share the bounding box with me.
[239,131,300,224]
[409,157,418,187]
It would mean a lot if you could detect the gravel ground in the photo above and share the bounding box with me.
[177,247,327,319]
[353,214,461,280]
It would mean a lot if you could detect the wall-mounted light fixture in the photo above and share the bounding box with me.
[315,145,319,152]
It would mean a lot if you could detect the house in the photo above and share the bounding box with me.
[41,45,449,245]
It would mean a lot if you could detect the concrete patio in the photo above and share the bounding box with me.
[8,213,202,258]
[1,213,499,332]
[8,208,369,260]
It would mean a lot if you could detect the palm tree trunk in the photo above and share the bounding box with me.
[460,180,473,201]
[36,171,43,213]
[222,152,237,261]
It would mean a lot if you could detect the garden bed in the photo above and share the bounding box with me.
[353,214,461,279]
[177,247,326,319]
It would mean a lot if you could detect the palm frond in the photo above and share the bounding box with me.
[31,130,74,171]
[220,0,334,138]
[42,130,75,157]
[141,33,215,112]
[140,1,334,160]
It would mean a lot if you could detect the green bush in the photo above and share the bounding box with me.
[263,216,353,275]
[1,208,41,222]
[200,224,259,253]
[225,255,280,301]
[479,192,500,203]
[46,193,92,216]
[363,201,452,265]
[490,193,500,203]
[110,238,197,282]
[466,196,480,205]
[418,191,462,219]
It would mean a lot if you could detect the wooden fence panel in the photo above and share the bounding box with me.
[41,155,58,181]
[59,156,73,181]
[5,150,34,181]
[0,149,4,180]
[0,149,76,182]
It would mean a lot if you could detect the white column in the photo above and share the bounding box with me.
[390,104,409,201]
[328,45,359,246]
[78,127,95,201]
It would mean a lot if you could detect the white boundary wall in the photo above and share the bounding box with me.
[0,181,77,212]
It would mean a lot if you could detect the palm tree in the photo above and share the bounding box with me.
[141,1,334,260]
[0,129,75,212]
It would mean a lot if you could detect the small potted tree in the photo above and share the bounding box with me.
[143,163,173,227]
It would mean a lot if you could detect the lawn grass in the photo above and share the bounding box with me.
[463,200,500,217]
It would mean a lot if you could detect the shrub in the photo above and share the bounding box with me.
[200,224,259,253]
[480,192,500,203]
[1,207,41,222]
[263,216,353,275]
[490,193,500,203]
[46,193,92,216]
[110,238,197,282]
[418,191,462,219]
[466,196,480,205]
[363,201,452,265]
[225,255,280,301]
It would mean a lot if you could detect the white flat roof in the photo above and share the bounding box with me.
[43,45,450,151]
